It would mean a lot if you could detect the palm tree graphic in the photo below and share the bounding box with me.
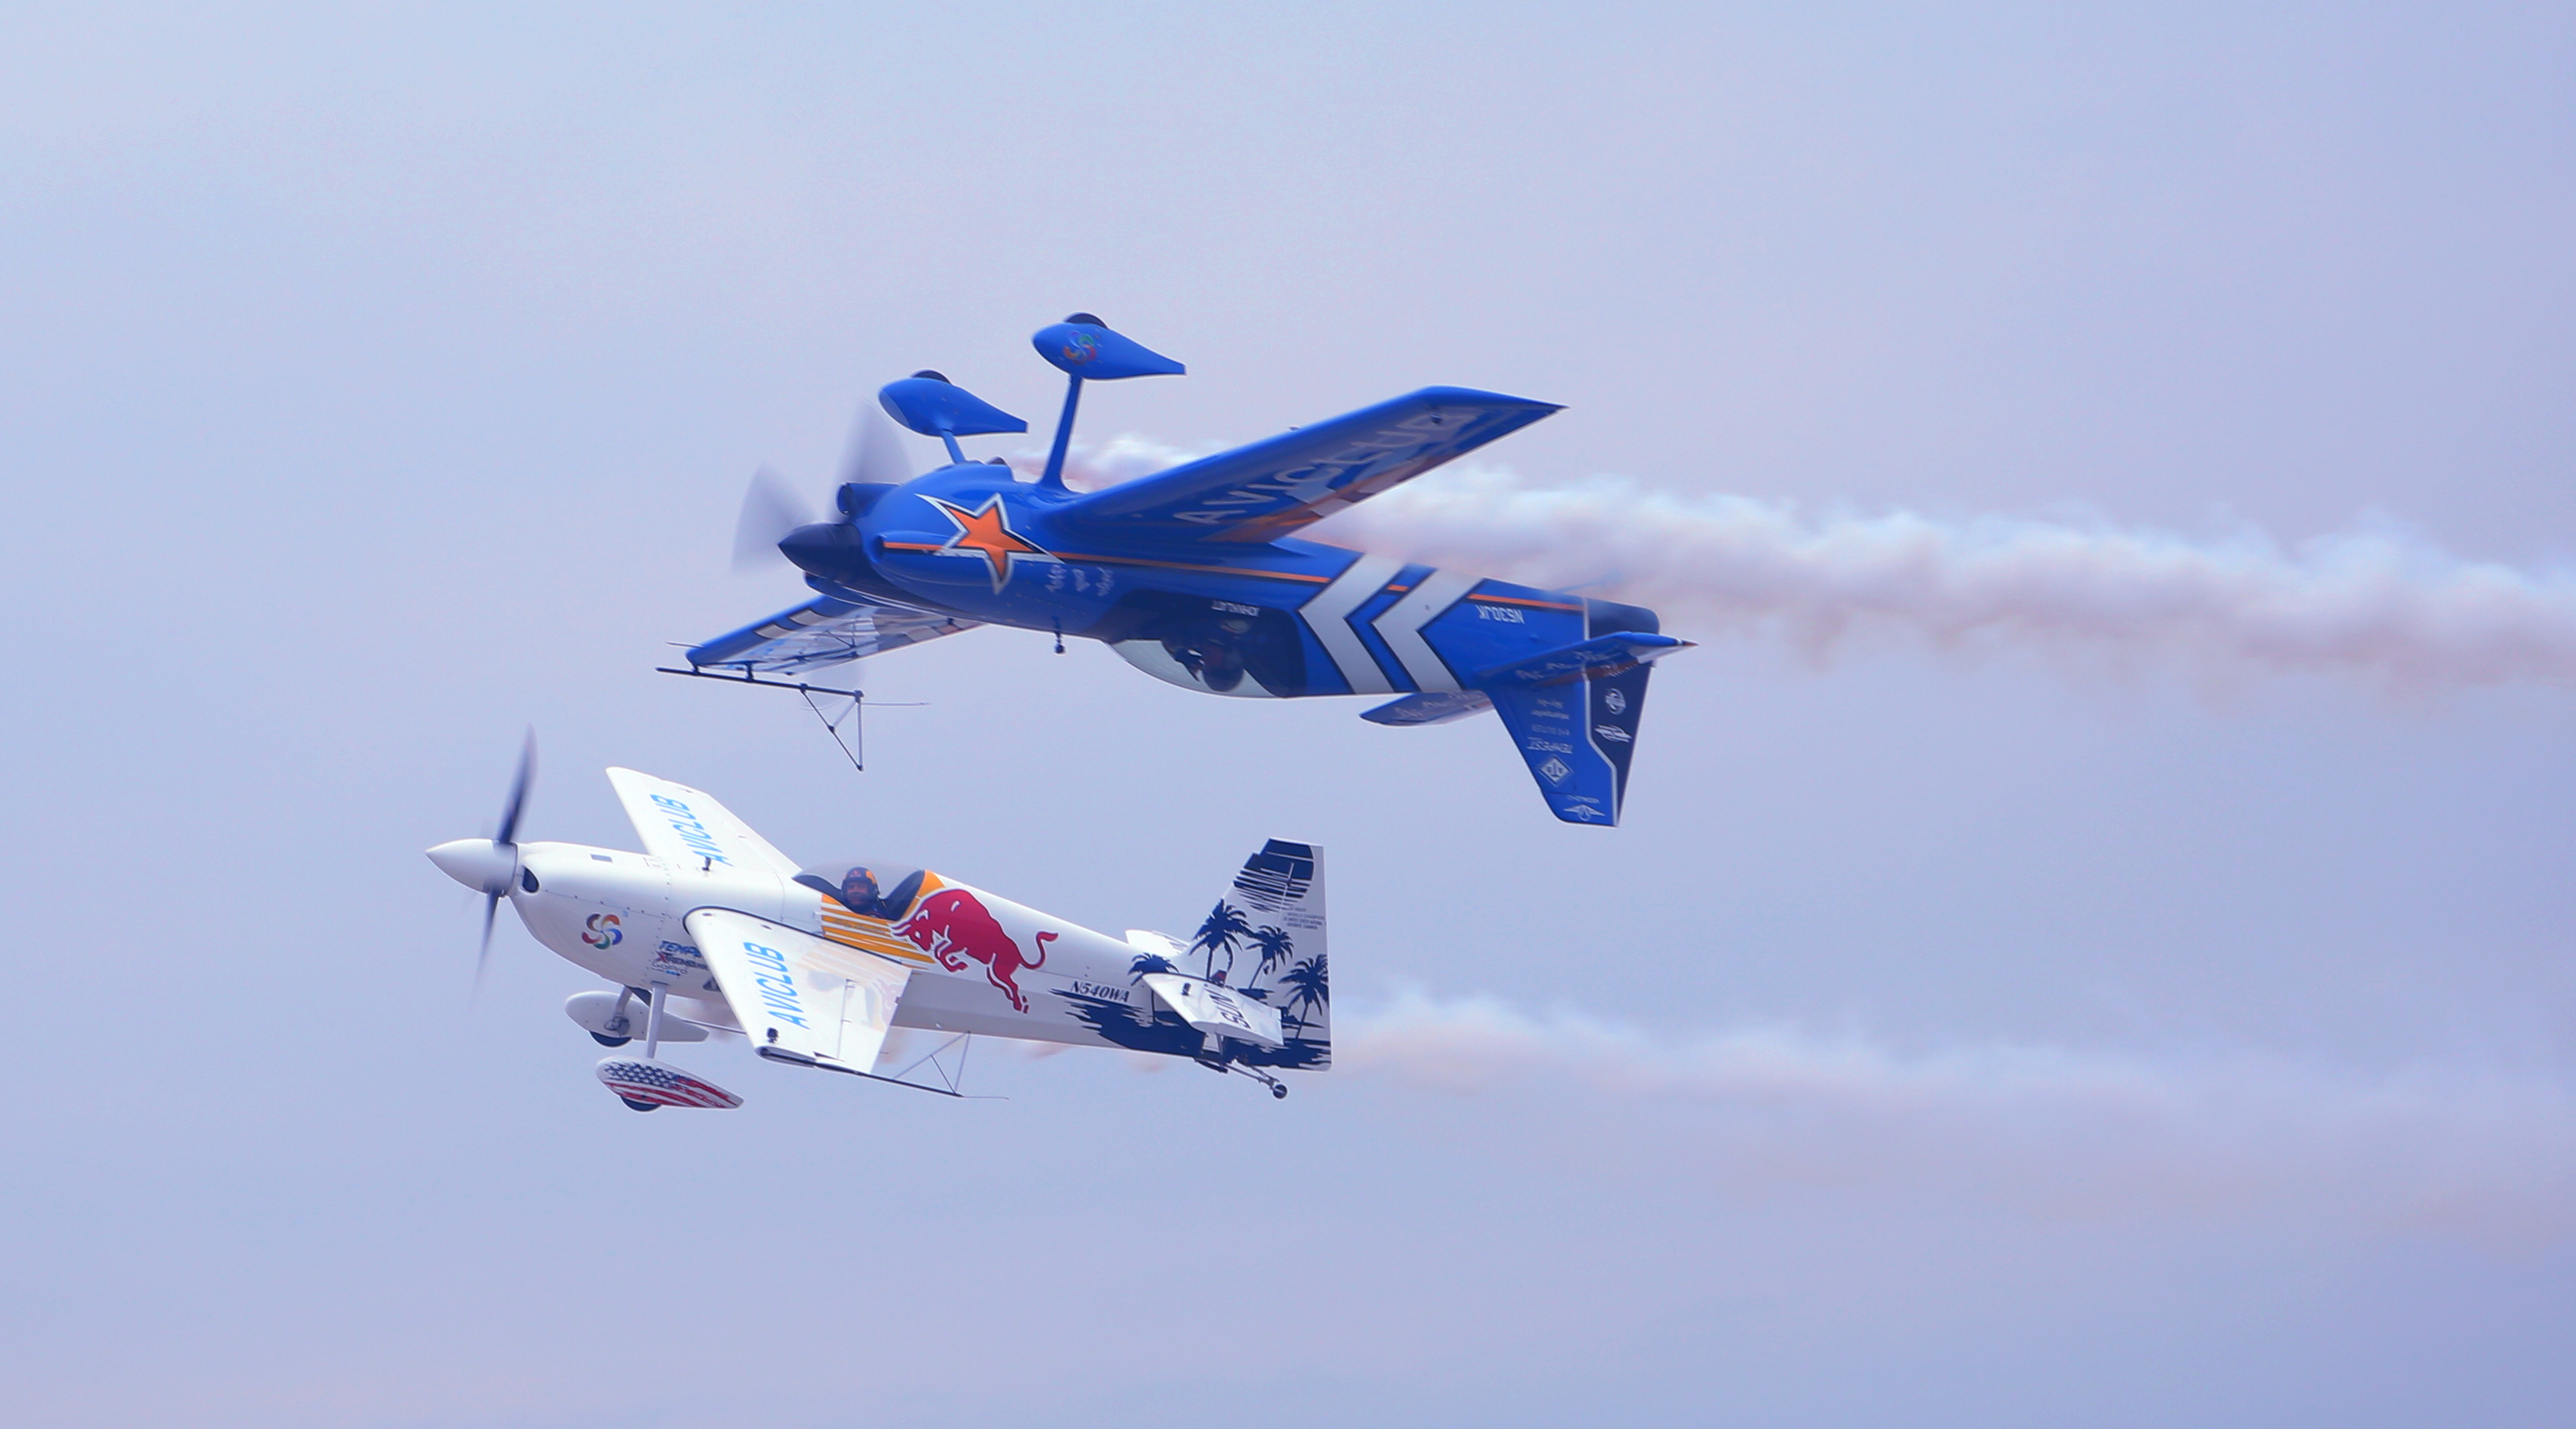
[1192,901,1251,980]
[1246,925,1296,981]
[1277,954,1328,1037]
[1127,951,1177,982]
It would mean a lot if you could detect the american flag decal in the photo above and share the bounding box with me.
[594,1058,743,1109]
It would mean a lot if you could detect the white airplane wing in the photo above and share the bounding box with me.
[684,908,911,1075]
[606,768,802,880]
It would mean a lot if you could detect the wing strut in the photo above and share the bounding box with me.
[799,687,863,772]
[854,1031,985,1097]
[657,666,925,774]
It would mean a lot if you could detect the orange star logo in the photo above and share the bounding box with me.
[923,495,1054,590]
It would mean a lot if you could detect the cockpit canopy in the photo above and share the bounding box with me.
[794,857,929,922]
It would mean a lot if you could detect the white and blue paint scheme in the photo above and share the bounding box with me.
[429,755,1326,1111]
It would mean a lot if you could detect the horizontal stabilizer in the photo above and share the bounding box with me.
[1361,690,1494,726]
[1140,973,1285,1050]
[1471,631,1690,690]
[686,592,980,676]
[1053,387,1560,544]
[685,908,912,1074]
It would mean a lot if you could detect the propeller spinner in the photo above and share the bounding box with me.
[426,731,536,1000]
[731,400,915,574]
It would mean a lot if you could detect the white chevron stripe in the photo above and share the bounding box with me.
[1371,569,1481,692]
[1298,553,1405,695]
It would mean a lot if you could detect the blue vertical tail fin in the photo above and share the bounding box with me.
[1480,600,1685,826]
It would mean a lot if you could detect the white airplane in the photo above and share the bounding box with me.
[427,743,1328,1110]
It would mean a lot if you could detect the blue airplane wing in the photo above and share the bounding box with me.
[1053,387,1561,545]
[686,593,980,676]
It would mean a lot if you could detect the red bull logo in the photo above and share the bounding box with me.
[894,888,1057,1013]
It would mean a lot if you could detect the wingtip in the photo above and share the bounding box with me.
[1415,384,1563,411]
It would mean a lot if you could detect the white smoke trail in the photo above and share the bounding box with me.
[1326,470,2576,685]
[1337,989,2576,1235]
[1014,434,1218,491]
[1024,440,2576,685]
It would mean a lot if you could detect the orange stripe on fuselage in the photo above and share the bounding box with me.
[886,543,1585,611]
[1052,550,1333,584]
[1464,593,1583,611]
[1376,581,1581,613]
[881,543,1334,585]
[814,872,947,964]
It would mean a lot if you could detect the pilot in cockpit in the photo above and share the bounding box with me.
[832,865,924,921]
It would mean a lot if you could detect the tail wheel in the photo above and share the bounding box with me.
[1271,1083,1289,1099]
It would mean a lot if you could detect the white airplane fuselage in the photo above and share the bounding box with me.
[432,764,1328,1092]
[506,838,1160,1047]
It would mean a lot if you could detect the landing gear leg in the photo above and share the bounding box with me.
[642,980,670,1060]
[1194,1036,1290,1101]
[591,986,640,1047]
[1238,1065,1289,1101]
[611,984,678,1112]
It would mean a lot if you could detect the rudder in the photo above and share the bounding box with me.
[1186,840,1329,1067]
[1479,598,1682,826]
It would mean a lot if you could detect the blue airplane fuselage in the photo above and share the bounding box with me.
[687,343,1687,825]
[779,461,1621,702]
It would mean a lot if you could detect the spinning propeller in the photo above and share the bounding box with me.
[730,399,916,573]
[425,732,536,1001]
[733,322,1172,576]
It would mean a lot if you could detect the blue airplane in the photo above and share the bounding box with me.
[689,316,1690,825]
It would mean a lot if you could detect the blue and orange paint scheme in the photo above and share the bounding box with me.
[687,317,1689,825]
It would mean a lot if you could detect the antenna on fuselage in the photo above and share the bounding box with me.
[1031,315,1186,491]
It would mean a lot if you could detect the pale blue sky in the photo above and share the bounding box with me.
[3,5,2571,1426]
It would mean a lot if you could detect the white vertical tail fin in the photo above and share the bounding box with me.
[1186,840,1328,1068]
